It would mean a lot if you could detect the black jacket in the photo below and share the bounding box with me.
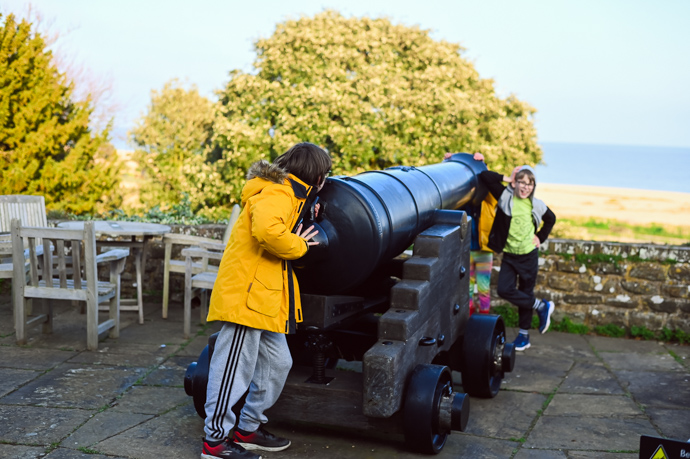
[479,170,556,254]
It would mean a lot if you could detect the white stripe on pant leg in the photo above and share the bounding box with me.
[210,324,246,438]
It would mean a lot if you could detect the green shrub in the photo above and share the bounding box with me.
[594,324,626,338]
[553,317,589,335]
[490,304,518,328]
[630,326,656,340]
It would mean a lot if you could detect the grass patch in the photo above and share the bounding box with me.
[556,217,690,244]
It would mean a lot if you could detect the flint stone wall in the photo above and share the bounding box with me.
[71,225,689,333]
[491,239,690,333]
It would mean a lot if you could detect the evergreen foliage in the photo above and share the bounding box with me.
[0,14,120,214]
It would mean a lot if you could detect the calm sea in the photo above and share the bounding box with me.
[534,142,690,193]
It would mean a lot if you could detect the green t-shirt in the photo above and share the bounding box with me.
[504,197,535,254]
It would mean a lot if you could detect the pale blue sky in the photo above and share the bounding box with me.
[2,0,689,149]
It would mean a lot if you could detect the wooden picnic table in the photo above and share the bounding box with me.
[57,221,171,324]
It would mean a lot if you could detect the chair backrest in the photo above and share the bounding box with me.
[222,204,241,245]
[1,195,48,232]
[11,219,97,301]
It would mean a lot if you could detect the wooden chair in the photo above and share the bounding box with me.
[1,195,48,233]
[162,204,240,318]
[181,241,225,339]
[1,195,49,303]
[11,219,129,351]
[0,239,14,283]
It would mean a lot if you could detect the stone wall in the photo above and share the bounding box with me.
[111,227,690,333]
[490,239,690,333]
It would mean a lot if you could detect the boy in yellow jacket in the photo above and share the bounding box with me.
[202,143,331,459]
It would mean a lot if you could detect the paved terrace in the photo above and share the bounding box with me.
[1,293,689,459]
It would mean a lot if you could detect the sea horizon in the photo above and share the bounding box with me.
[535,142,689,194]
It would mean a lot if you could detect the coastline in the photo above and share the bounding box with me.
[537,183,690,227]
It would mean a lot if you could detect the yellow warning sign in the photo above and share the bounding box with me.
[650,444,668,459]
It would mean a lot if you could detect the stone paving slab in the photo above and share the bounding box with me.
[614,369,690,410]
[0,444,46,459]
[527,331,597,361]
[501,353,573,393]
[599,351,685,371]
[0,404,92,444]
[568,452,637,459]
[0,346,76,370]
[10,304,139,351]
[586,335,667,353]
[1,363,147,409]
[67,342,175,367]
[544,394,643,418]
[667,343,690,367]
[112,316,189,346]
[60,410,153,449]
[93,402,202,459]
[513,449,567,459]
[463,391,546,439]
[524,416,657,451]
[140,354,192,386]
[46,449,129,459]
[644,407,690,441]
[175,325,223,357]
[258,422,520,458]
[0,368,41,397]
[111,385,190,415]
[559,361,624,394]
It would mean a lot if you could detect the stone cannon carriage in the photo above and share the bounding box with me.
[184,153,516,454]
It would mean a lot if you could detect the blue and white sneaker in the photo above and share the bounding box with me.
[513,333,530,351]
[537,300,555,334]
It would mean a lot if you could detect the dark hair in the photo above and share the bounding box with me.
[274,142,332,186]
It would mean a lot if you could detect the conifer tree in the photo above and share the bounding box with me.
[0,13,121,215]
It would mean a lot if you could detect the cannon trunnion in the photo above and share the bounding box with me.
[185,154,516,454]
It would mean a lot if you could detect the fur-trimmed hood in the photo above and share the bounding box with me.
[242,159,312,208]
[246,160,289,184]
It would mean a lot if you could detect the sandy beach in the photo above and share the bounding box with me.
[538,183,690,227]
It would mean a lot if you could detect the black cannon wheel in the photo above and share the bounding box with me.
[185,343,210,418]
[184,333,219,419]
[461,314,507,398]
[403,364,453,454]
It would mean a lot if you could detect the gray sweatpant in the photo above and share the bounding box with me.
[204,322,292,441]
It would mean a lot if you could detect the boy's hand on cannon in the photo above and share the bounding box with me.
[296,223,320,246]
[473,152,485,162]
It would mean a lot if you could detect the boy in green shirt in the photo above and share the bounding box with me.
[476,154,557,351]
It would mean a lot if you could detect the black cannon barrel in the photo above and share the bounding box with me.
[296,153,487,294]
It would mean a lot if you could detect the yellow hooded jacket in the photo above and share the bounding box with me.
[207,160,313,334]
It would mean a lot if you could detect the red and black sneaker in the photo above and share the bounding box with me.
[233,425,291,452]
[201,438,261,459]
